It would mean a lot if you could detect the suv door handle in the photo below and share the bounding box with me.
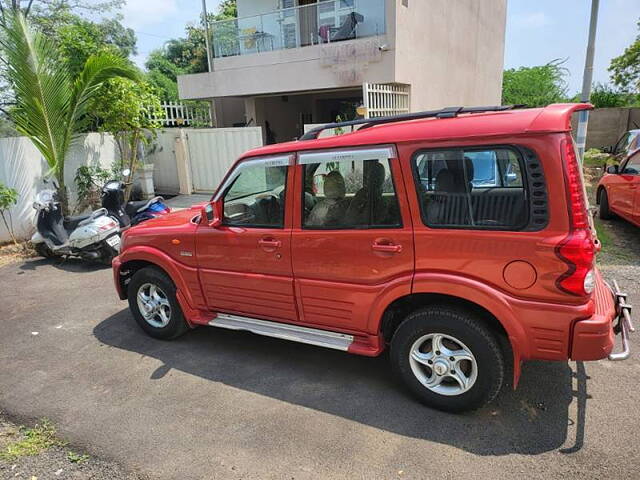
[372,242,402,253]
[258,238,282,248]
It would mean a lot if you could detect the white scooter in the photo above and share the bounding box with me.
[31,189,121,264]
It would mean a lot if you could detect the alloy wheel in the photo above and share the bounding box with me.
[136,283,172,328]
[409,333,478,396]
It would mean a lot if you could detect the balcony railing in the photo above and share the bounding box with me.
[211,0,386,58]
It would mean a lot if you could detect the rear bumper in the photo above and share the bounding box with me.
[570,273,633,361]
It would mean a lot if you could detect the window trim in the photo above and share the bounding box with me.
[299,147,404,231]
[220,162,290,230]
[410,144,532,232]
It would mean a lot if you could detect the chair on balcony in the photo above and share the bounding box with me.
[319,12,365,43]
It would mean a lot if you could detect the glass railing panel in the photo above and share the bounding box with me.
[210,0,386,58]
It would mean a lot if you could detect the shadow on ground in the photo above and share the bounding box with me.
[94,309,589,457]
[18,257,110,273]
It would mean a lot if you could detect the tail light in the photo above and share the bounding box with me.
[556,138,595,297]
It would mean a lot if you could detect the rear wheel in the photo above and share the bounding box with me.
[127,267,189,340]
[599,189,613,220]
[390,306,505,412]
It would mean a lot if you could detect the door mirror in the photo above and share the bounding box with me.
[603,145,613,154]
[201,200,222,228]
[606,165,619,174]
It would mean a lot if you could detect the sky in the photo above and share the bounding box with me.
[120,0,640,95]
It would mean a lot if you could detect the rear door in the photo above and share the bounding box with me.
[290,146,414,334]
[196,155,298,322]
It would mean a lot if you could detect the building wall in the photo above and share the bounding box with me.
[179,35,395,99]
[393,0,507,110]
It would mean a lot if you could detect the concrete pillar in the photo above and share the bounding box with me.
[174,129,193,195]
[136,164,155,199]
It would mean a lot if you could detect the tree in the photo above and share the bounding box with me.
[0,182,18,245]
[145,0,237,99]
[55,15,136,77]
[90,77,163,200]
[588,83,639,108]
[501,60,569,107]
[0,11,139,213]
[0,0,130,135]
[609,18,640,92]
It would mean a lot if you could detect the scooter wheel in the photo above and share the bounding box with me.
[34,242,55,258]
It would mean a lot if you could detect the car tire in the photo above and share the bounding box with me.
[127,267,189,340]
[599,189,613,220]
[390,306,505,413]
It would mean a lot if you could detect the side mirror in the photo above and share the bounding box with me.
[201,200,222,228]
[606,165,619,174]
[603,146,613,154]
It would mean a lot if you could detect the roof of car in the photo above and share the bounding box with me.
[239,103,592,160]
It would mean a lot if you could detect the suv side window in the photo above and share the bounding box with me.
[622,152,640,175]
[222,162,288,228]
[301,153,402,229]
[413,147,528,230]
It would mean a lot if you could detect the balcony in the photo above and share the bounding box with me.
[211,0,386,58]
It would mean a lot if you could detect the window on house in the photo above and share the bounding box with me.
[222,163,288,228]
[302,157,401,229]
[413,147,528,230]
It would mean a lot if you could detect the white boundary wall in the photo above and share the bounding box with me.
[0,133,117,243]
[0,128,264,242]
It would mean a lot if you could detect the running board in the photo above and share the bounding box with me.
[208,313,354,351]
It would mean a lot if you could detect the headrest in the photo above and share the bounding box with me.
[364,162,386,191]
[324,170,346,199]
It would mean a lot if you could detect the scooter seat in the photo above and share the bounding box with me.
[125,199,155,215]
[63,214,91,231]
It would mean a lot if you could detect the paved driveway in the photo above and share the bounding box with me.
[0,258,638,479]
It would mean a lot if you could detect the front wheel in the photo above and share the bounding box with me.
[34,242,55,259]
[390,306,505,412]
[127,267,189,340]
[599,189,613,220]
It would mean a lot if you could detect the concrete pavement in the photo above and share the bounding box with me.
[0,258,638,479]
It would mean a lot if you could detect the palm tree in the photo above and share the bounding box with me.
[0,10,139,212]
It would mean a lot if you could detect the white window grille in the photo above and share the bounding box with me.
[363,83,411,118]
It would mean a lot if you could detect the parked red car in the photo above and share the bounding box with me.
[597,148,640,226]
[113,103,633,412]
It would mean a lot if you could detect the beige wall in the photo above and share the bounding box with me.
[394,0,506,110]
[179,0,506,110]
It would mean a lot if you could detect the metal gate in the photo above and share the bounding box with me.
[186,127,263,192]
[363,83,411,118]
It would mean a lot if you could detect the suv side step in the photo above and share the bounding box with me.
[208,313,354,351]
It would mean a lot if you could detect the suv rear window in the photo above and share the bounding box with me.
[413,147,528,230]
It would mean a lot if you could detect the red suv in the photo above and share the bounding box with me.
[597,148,640,226]
[113,103,633,412]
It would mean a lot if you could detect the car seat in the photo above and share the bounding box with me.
[305,170,350,227]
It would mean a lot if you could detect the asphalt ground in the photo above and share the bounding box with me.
[0,257,638,479]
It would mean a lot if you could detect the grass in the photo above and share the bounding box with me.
[0,419,65,461]
[67,451,90,463]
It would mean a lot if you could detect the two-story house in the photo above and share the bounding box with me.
[178,0,507,143]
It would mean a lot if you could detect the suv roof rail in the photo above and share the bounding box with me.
[299,105,525,141]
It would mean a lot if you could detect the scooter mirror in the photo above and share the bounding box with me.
[122,168,131,177]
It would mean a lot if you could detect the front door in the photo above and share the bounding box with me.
[291,147,414,333]
[611,151,640,219]
[196,155,298,322]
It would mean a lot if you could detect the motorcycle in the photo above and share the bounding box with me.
[31,189,121,264]
[101,169,170,228]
